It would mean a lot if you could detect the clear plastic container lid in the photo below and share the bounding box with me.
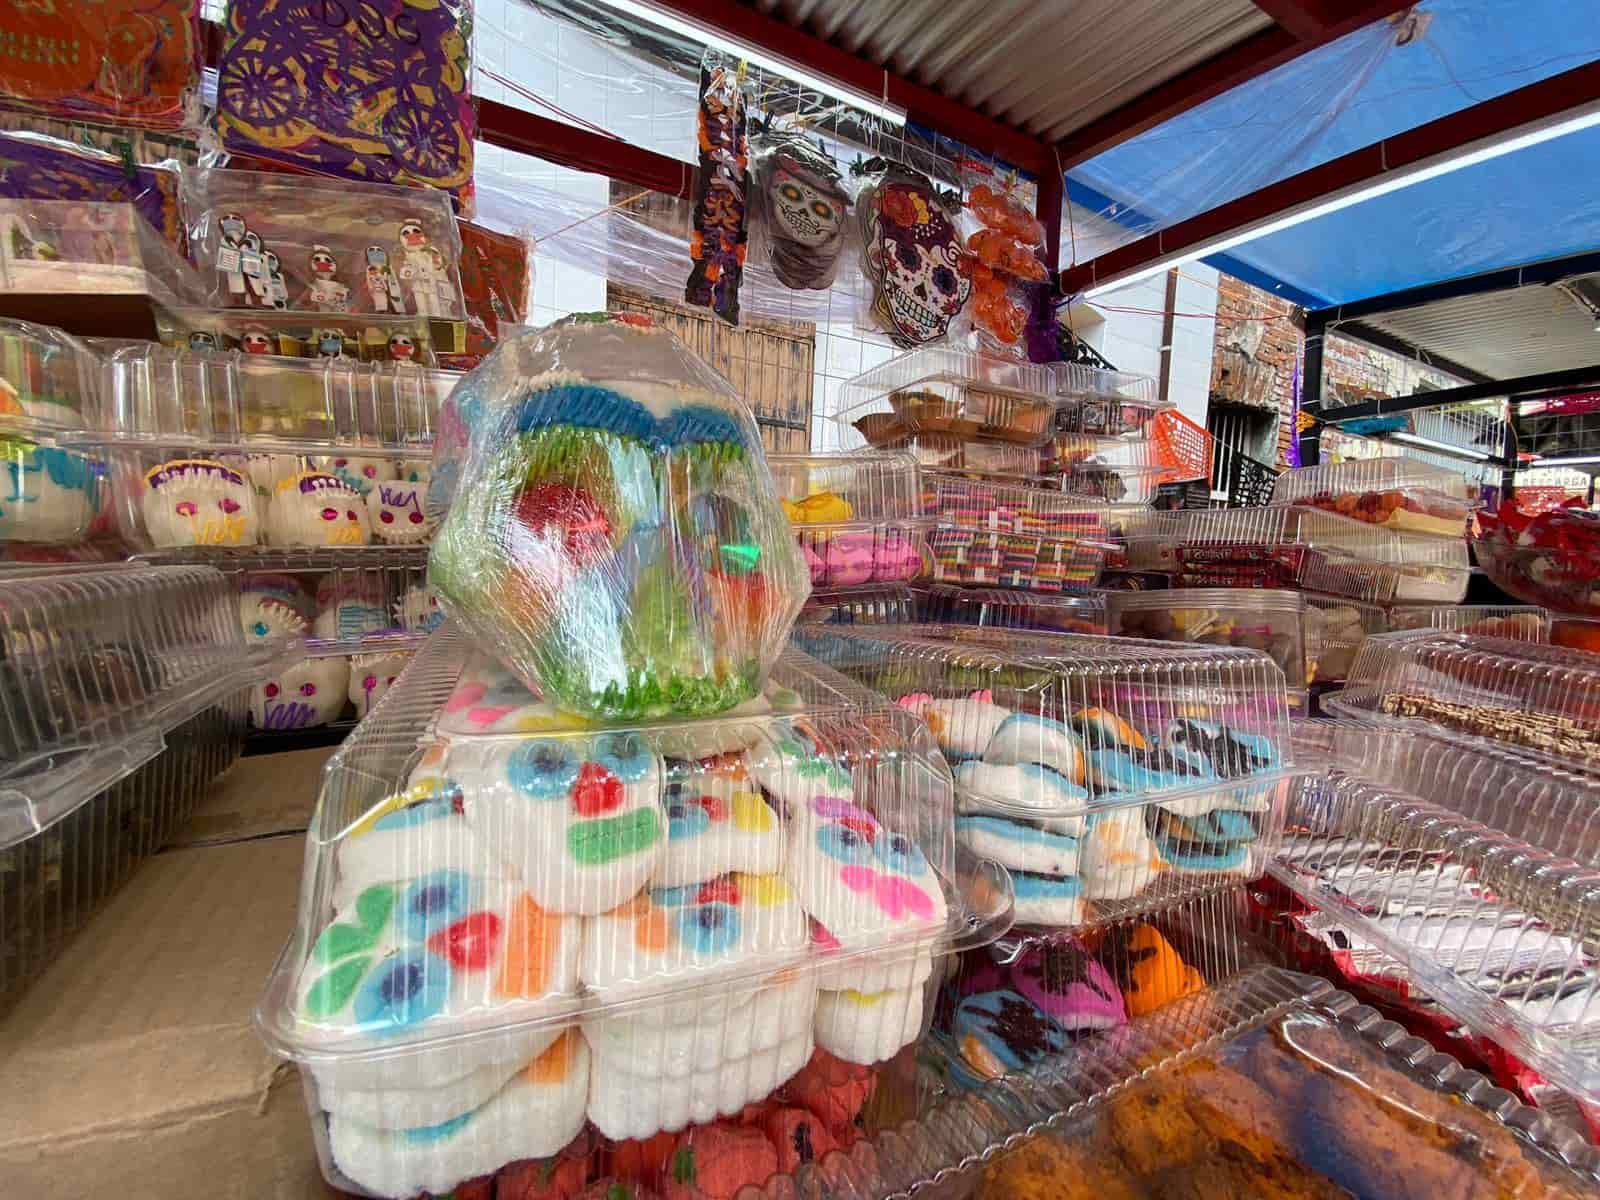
[1050,361,1159,406]
[923,584,1108,634]
[0,317,103,437]
[1277,720,1600,1100]
[427,315,810,722]
[0,200,205,309]
[155,306,445,365]
[0,564,287,849]
[1382,602,1549,641]
[257,624,1013,1067]
[1301,593,1385,686]
[1270,457,1477,538]
[927,525,1106,593]
[1107,588,1306,685]
[1052,462,1167,505]
[770,452,930,590]
[833,347,1059,447]
[1326,630,1600,774]
[865,433,1047,478]
[798,584,918,626]
[923,471,1113,540]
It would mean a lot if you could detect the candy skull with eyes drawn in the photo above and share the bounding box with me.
[349,650,412,718]
[386,332,416,362]
[251,656,350,730]
[238,574,312,643]
[860,165,972,348]
[314,453,396,497]
[367,478,432,544]
[141,458,258,546]
[239,328,273,355]
[268,470,371,546]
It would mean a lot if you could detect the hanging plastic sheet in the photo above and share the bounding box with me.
[0,130,184,248]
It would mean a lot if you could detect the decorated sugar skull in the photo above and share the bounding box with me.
[314,328,346,358]
[428,316,809,721]
[398,459,431,487]
[395,584,443,633]
[268,471,370,546]
[349,650,412,718]
[313,579,390,642]
[240,328,272,355]
[315,453,396,497]
[141,458,258,546]
[398,220,430,251]
[367,478,432,544]
[757,134,850,290]
[0,442,98,544]
[467,731,666,915]
[228,452,299,495]
[188,331,218,351]
[239,574,312,643]
[860,164,973,348]
[656,754,782,886]
[387,333,416,362]
[251,656,350,729]
[438,654,591,737]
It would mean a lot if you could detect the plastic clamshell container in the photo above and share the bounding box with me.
[1382,601,1549,641]
[1270,456,1477,538]
[792,623,1293,927]
[1326,630,1600,774]
[922,583,1108,634]
[0,200,204,306]
[1172,505,1471,603]
[769,452,929,589]
[1108,589,1306,685]
[1053,461,1167,505]
[256,626,1013,1197]
[1049,362,1162,435]
[798,584,918,626]
[155,305,447,364]
[95,343,451,555]
[249,640,418,732]
[834,347,1058,447]
[1474,534,1600,618]
[870,432,1046,477]
[1302,592,1385,685]
[0,565,284,850]
[1276,720,1600,1102]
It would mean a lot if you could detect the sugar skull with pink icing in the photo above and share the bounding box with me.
[269,471,372,546]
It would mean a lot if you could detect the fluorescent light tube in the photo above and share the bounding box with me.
[1531,454,1600,467]
[1389,431,1495,461]
[598,0,908,125]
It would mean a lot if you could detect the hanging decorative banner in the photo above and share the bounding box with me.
[858,161,972,349]
[0,131,183,247]
[684,53,750,325]
[215,0,475,205]
[750,129,850,291]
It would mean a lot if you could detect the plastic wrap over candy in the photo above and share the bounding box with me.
[428,314,810,721]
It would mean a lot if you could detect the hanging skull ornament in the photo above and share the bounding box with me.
[860,164,973,348]
[755,132,850,290]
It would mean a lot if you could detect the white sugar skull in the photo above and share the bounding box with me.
[240,329,272,355]
[141,458,258,546]
[251,656,350,730]
[367,479,432,544]
[314,454,396,497]
[394,583,443,633]
[0,444,97,545]
[313,581,390,642]
[239,576,311,643]
[348,650,412,718]
[268,471,371,546]
[225,452,299,495]
[398,460,431,487]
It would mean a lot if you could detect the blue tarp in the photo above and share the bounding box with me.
[1066,0,1600,308]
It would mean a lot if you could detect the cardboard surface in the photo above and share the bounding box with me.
[0,835,337,1199]
[171,746,335,846]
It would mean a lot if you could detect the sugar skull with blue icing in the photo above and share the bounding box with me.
[314,453,397,497]
[466,731,666,915]
[428,315,808,721]
[140,458,258,547]
[0,440,98,545]
[654,753,782,886]
[745,727,855,810]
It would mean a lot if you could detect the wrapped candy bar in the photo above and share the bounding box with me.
[428,313,809,721]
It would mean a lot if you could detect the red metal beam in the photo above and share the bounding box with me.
[1059,56,1600,297]
[477,100,695,197]
[1054,2,1418,168]
[642,0,1048,172]
[1248,0,1341,40]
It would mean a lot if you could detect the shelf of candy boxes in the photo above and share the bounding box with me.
[769,452,929,589]
[1269,455,1481,539]
[0,565,290,1008]
[252,624,1016,1199]
[1112,504,1473,603]
[920,471,1134,593]
[791,623,1295,929]
[71,340,456,556]
[1323,629,1600,775]
[1272,718,1600,1105]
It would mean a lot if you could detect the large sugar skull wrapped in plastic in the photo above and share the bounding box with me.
[429,314,810,720]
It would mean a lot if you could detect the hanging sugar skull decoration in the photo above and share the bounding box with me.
[684,54,751,326]
[859,163,973,348]
[753,131,850,290]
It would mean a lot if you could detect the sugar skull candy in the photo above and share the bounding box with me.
[367,479,433,544]
[315,454,397,497]
[0,443,97,545]
[141,458,259,546]
[268,471,371,546]
[252,656,350,730]
[349,651,411,718]
[861,165,973,348]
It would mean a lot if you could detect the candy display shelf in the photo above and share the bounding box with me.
[1269,456,1478,539]
[771,452,929,590]
[921,584,1108,634]
[834,346,1059,447]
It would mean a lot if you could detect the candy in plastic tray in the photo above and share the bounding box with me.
[1049,362,1162,434]
[156,306,445,364]
[798,584,918,626]
[872,431,1047,477]
[98,342,452,555]
[0,200,204,307]
[1326,630,1600,774]
[428,315,809,722]
[254,626,1012,1197]
[249,641,418,731]
[0,320,106,548]
[833,346,1059,447]
[1053,461,1167,505]
[770,452,928,588]
[923,583,1108,634]
[1275,719,1600,1101]
[1109,588,1305,686]
[1383,601,1548,641]
[793,623,1293,927]
[923,472,1112,592]
[1269,456,1477,538]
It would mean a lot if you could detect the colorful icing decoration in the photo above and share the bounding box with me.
[745,729,854,808]
[313,579,390,643]
[954,762,1089,826]
[337,781,500,902]
[437,654,591,736]
[753,130,851,291]
[1164,719,1279,779]
[655,757,783,886]
[899,693,1013,761]
[367,479,433,544]
[1099,924,1205,1017]
[1146,807,1257,875]
[469,732,666,914]
[1009,871,1084,926]
[0,442,97,545]
[141,458,258,546]
[216,0,475,200]
[394,584,444,634]
[315,454,397,498]
[1008,940,1126,1032]
[251,656,350,730]
[238,574,312,643]
[813,982,923,1066]
[349,650,412,718]
[956,815,1080,877]
[268,470,371,546]
[952,990,1067,1082]
[983,712,1087,782]
[684,55,751,325]
[1078,810,1164,901]
[858,161,973,348]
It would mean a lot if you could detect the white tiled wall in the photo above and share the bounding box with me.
[1081,266,1218,428]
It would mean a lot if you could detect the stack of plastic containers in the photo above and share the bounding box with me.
[1046,361,1171,504]
[1,565,286,1007]
[95,341,458,736]
[921,583,1108,633]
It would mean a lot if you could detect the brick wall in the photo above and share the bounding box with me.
[1209,275,1305,467]
[1323,332,1464,406]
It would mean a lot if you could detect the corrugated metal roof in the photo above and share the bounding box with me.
[752,0,1274,142]
[1354,280,1600,380]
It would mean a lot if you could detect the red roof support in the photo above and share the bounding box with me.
[1059,56,1600,297]
[477,100,695,197]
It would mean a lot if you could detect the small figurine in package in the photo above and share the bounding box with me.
[685,55,751,325]
[752,130,850,290]
[396,219,452,318]
[303,245,351,311]
[263,249,290,309]
[858,162,973,348]
[240,328,274,355]
[365,245,404,314]
[242,231,271,307]
[387,333,417,362]
[217,212,250,305]
[312,328,349,358]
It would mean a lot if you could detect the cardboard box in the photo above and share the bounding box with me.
[0,835,338,1199]
[170,747,336,847]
